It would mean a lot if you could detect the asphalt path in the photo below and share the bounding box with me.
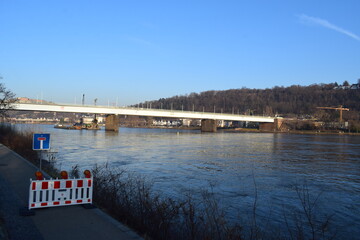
[0,144,142,240]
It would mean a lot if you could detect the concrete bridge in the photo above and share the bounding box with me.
[13,103,281,132]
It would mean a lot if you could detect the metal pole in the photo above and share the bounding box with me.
[39,150,42,171]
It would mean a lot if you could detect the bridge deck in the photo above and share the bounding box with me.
[13,103,275,123]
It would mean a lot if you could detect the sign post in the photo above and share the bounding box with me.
[33,133,51,170]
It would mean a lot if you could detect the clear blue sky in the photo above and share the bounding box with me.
[1,0,359,106]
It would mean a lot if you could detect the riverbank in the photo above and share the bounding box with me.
[0,143,143,240]
[224,127,360,135]
[10,121,360,135]
[120,124,201,130]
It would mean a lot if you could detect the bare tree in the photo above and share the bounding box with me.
[0,83,17,119]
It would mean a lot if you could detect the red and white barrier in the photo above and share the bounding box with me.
[28,177,93,209]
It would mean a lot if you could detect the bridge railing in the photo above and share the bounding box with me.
[13,103,276,122]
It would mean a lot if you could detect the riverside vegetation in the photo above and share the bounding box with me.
[0,124,339,240]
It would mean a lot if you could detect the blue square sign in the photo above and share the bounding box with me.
[33,133,51,150]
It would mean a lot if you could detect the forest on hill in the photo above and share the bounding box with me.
[136,82,360,123]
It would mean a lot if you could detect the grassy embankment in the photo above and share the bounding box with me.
[0,124,337,240]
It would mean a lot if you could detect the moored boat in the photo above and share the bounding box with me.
[54,116,100,130]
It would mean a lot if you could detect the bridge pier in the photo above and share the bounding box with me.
[105,114,119,131]
[259,118,283,131]
[201,119,217,132]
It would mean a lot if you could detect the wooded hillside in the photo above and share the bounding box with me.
[136,83,360,122]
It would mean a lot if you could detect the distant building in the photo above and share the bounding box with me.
[217,120,233,128]
[82,117,95,124]
[152,119,181,127]
[182,119,191,127]
[350,84,360,90]
[81,115,105,124]
[333,83,359,90]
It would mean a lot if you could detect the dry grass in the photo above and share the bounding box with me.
[91,165,337,240]
[0,124,38,162]
[91,164,243,240]
[0,124,61,178]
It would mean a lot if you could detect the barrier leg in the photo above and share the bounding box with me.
[19,207,35,216]
[82,204,96,209]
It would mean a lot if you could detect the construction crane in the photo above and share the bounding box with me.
[316,105,350,122]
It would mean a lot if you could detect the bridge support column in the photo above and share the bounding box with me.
[105,114,119,131]
[259,118,283,132]
[201,119,217,132]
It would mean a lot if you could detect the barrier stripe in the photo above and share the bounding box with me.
[77,180,83,188]
[42,182,48,189]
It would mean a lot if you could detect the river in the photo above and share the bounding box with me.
[17,124,360,239]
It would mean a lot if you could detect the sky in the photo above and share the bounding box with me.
[1,0,359,106]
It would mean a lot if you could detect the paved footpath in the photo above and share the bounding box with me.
[0,144,143,240]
